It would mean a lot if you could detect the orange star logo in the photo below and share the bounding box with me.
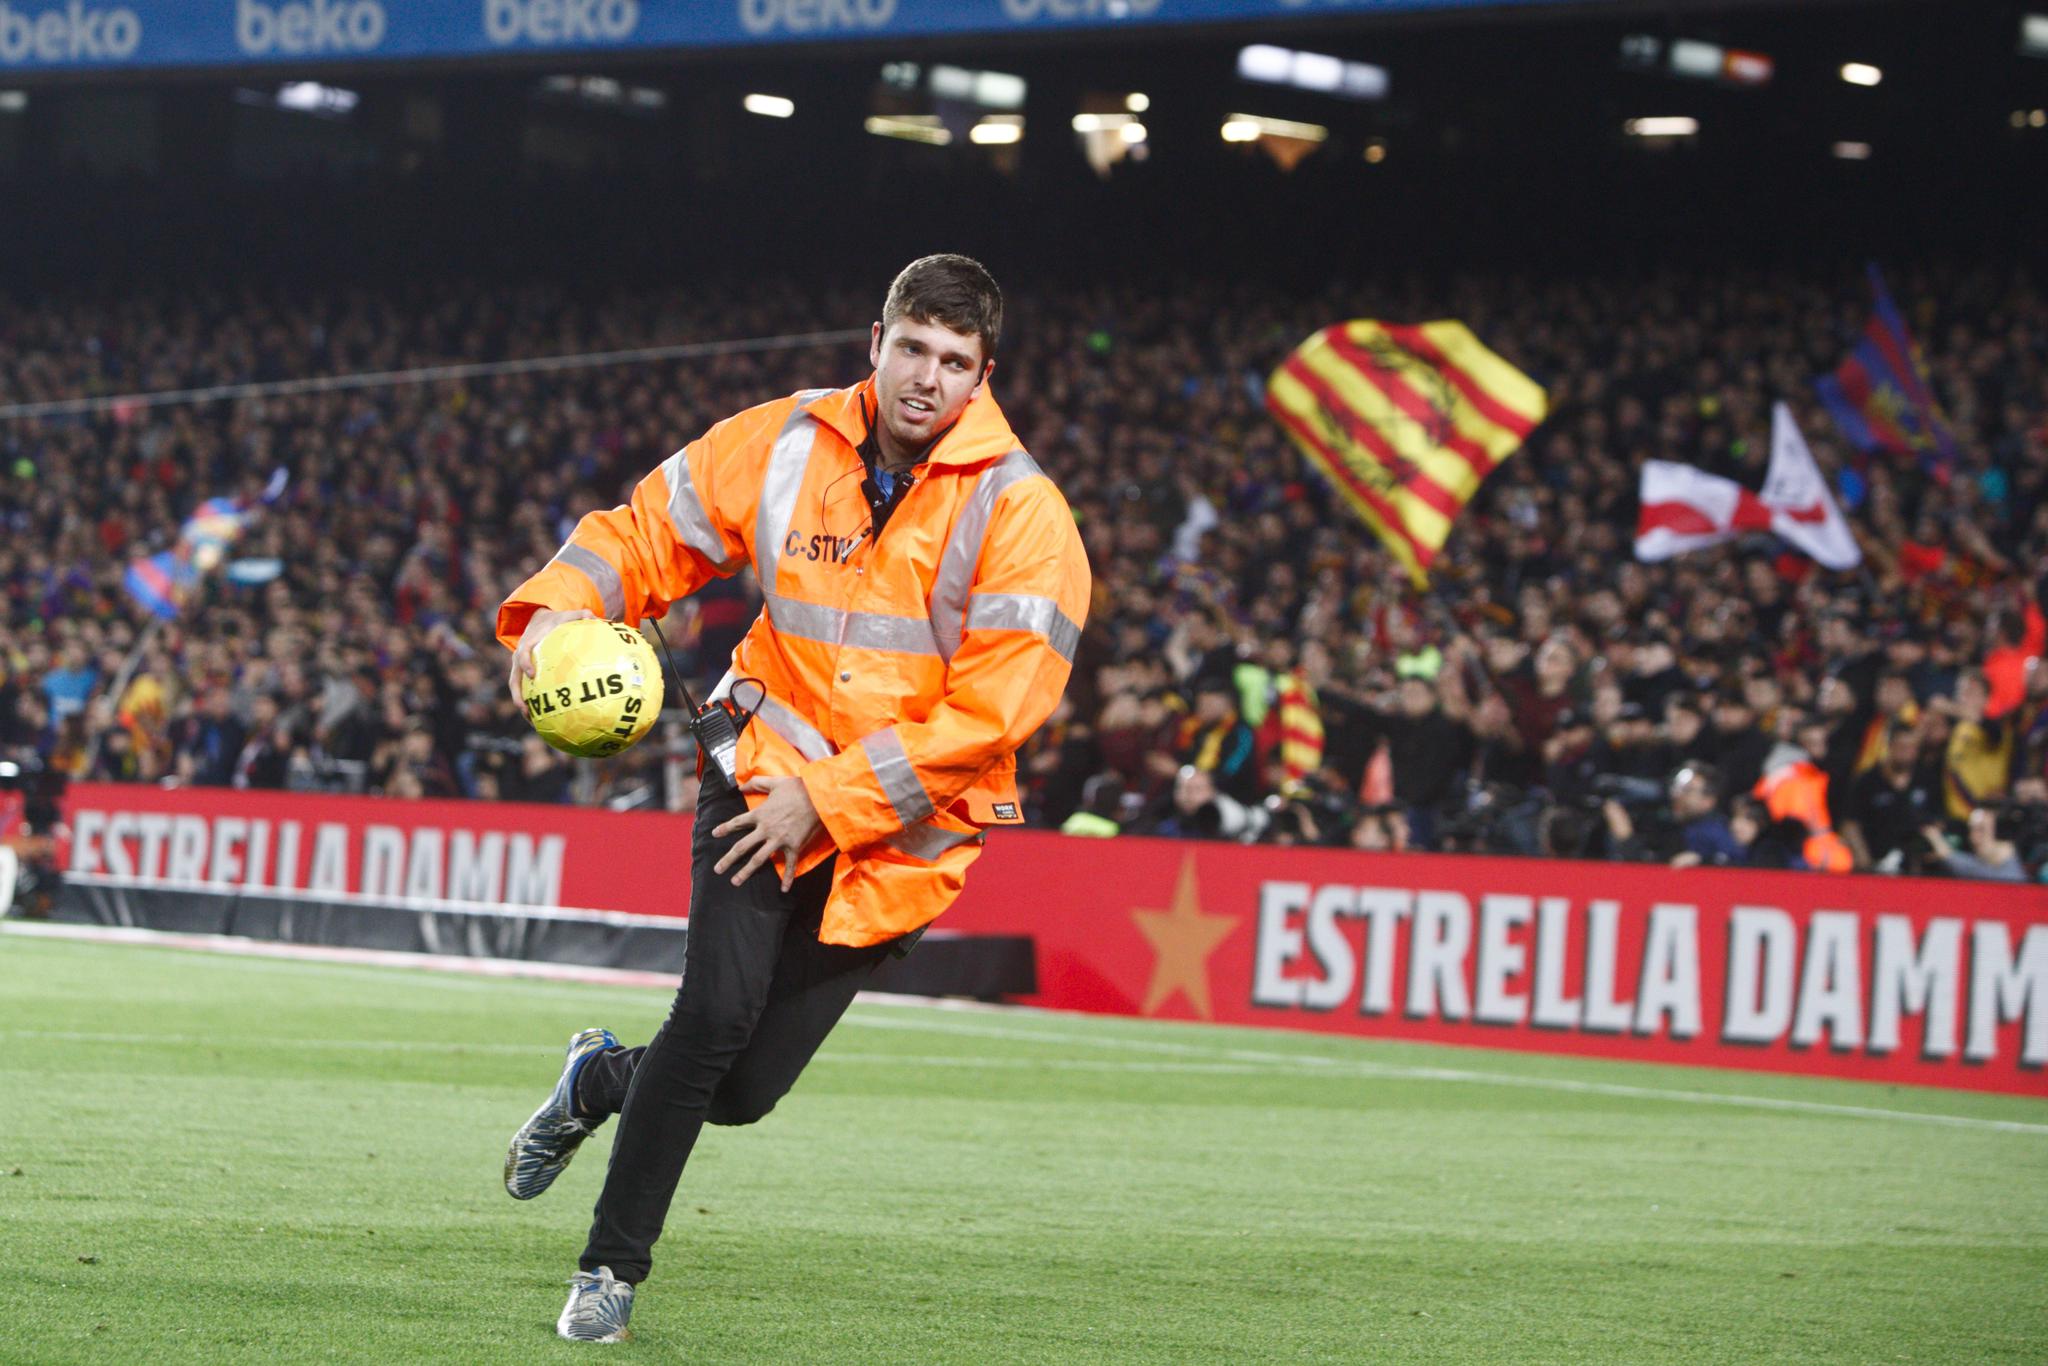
[1130,853,1240,1019]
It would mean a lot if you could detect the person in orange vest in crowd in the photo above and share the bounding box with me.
[1754,738,1854,873]
[1981,590,2045,722]
[493,256,1091,1342]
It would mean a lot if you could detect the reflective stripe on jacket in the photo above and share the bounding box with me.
[496,378,1091,946]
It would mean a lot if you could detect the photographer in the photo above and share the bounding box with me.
[1602,762,1741,868]
[0,749,66,918]
[1163,764,1264,842]
[1164,763,1353,848]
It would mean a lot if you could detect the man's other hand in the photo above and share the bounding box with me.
[713,775,826,892]
[508,608,597,706]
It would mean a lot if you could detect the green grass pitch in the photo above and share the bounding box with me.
[2,929,2044,1363]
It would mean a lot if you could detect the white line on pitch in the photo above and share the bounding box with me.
[10,924,2043,1137]
[7,1024,2044,1137]
[839,1013,2048,1136]
[0,1029,546,1054]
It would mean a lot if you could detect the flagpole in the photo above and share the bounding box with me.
[82,614,167,776]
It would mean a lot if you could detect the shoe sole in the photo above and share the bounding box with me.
[504,1028,613,1200]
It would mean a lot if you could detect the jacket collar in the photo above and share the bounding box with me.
[803,376,1021,470]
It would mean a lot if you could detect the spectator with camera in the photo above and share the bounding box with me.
[1601,762,1742,868]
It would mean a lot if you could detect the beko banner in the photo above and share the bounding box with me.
[0,0,1575,72]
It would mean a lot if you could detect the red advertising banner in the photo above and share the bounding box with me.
[55,784,2048,1095]
[60,781,692,921]
[943,833,2048,1098]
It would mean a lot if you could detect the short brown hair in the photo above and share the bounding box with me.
[881,254,1002,362]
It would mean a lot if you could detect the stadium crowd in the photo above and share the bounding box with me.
[3,261,2046,881]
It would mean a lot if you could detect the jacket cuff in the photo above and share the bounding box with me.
[802,737,921,852]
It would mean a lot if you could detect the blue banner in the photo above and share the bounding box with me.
[0,0,1579,75]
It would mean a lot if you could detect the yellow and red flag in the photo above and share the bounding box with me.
[1265,320,1546,585]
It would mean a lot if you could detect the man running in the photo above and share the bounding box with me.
[496,255,1090,1342]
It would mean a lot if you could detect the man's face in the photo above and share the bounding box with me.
[1957,674,1988,720]
[1713,700,1752,733]
[1591,683,1623,727]
[1876,676,1911,716]
[869,315,990,461]
[1817,675,1856,717]
[1535,637,1575,688]
[1667,704,1703,745]
[1670,770,1715,820]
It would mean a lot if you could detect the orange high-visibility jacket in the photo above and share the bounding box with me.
[496,378,1091,946]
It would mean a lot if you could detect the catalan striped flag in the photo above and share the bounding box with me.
[1265,319,1547,585]
[120,487,270,620]
[123,551,188,621]
[1813,265,1960,480]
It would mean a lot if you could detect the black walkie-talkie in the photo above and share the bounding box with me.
[647,619,752,793]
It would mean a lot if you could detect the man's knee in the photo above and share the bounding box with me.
[704,1076,784,1127]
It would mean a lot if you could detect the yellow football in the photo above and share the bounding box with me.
[522,618,665,759]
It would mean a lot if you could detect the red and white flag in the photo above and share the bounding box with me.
[1634,403,1861,569]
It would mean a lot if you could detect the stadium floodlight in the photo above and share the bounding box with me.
[1075,112,1138,132]
[975,71,1027,110]
[0,90,24,113]
[930,64,1026,111]
[1840,63,1882,87]
[1292,50,1345,93]
[275,81,358,116]
[1222,113,1328,143]
[1072,105,1146,176]
[1630,34,1771,87]
[1239,44,1292,84]
[866,114,951,146]
[744,94,795,119]
[1364,140,1388,164]
[1625,116,1700,138]
[970,116,1024,146]
[535,75,664,114]
[2022,14,2048,57]
[1832,141,1873,160]
[1668,39,1721,81]
[1125,92,1149,113]
[1237,44,1388,102]
[1722,51,1773,86]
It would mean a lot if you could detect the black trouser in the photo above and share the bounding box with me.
[574,782,892,1284]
